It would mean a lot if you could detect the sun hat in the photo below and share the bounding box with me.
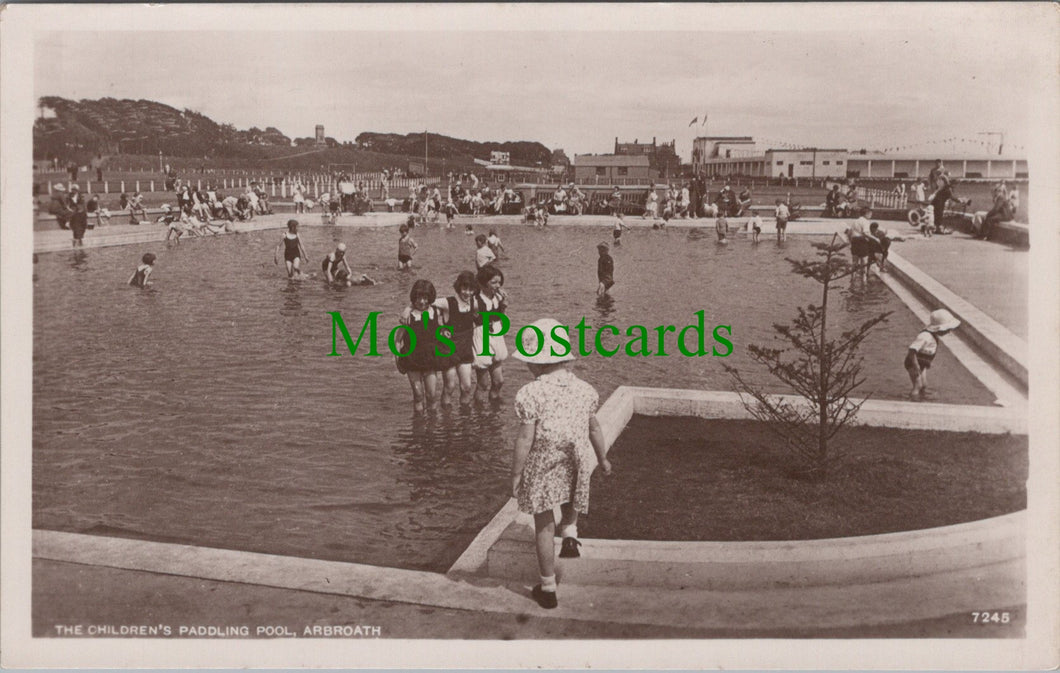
[337,242,347,251]
[926,308,960,333]
[69,183,80,191]
[512,318,576,365]
[597,242,609,250]
[53,183,66,192]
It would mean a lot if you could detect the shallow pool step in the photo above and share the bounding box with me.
[485,513,1024,590]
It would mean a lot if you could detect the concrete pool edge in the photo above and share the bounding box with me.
[456,386,1025,619]
[886,249,1028,387]
[33,212,889,254]
[30,528,1024,632]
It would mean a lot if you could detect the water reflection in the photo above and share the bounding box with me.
[67,250,89,272]
[593,293,616,321]
[279,280,305,317]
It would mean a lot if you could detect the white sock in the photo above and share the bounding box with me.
[540,575,557,592]
[558,524,578,539]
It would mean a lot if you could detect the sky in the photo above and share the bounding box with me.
[33,10,1043,160]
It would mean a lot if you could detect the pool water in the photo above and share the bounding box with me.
[32,224,997,571]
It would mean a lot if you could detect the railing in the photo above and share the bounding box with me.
[855,186,908,210]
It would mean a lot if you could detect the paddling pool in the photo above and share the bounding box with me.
[32,223,997,571]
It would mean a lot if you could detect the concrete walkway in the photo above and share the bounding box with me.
[32,532,1023,639]
[891,232,1028,339]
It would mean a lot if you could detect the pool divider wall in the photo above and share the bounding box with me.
[887,249,1028,387]
[456,385,1026,616]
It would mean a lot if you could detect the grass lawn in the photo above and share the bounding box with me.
[582,416,1027,541]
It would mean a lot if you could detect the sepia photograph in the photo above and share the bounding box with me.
[2,3,1057,669]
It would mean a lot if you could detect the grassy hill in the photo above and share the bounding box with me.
[34,96,552,174]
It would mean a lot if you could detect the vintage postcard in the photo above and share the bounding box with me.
[2,3,1057,669]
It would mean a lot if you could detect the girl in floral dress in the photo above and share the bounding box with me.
[510,318,612,609]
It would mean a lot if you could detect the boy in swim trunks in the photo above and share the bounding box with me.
[612,213,628,245]
[398,224,417,269]
[748,211,763,243]
[774,199,790,242]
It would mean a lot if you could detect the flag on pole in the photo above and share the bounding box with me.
[688,116,698,127]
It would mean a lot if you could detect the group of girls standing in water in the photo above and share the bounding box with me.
[397,265,509,413]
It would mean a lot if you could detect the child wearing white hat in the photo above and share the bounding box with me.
[905,308,960,401]
[510,318,612,609]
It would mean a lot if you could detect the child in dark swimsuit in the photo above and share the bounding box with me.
[128,253,156,288]
[434,270,479,406]
[321,242,375,286]
[397,223,417,270]
[399,279,443,413]
[274,219,308,278]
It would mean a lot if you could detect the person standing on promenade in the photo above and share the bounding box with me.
[510,318,612,609]
[66,183,88,248]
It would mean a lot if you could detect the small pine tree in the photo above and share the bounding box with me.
[726,234,892,478]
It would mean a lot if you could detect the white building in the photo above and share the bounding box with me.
[693,135,1027,180]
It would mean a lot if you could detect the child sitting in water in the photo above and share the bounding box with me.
[320,242,375,286]
[905,309,960,401]
[128,252,156,287]
[398,224,417,269]
[475,233,496,270]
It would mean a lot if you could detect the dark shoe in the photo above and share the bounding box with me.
[559,537,582,559]
[531,585,557,609]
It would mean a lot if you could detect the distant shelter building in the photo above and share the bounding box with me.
[573,154,654,183]
[692,135,1027,180]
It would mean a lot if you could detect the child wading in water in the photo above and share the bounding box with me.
[274,219,309,278]
[748,211,763,243]
[774,199,790,242]
[397,280,443,413]
[612,213,628,245]
[905,309,960,401]
[716,215,730,244]
[487,228,505,258]
[128,253,156,287]
[475,233,496,270]
[398,222,417,270]
[596,242,614,297]
[472,265,509,405]
[510,318,612,609]
[434,270,479,406]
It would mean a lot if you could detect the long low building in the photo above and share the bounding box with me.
[692,136,1028,180]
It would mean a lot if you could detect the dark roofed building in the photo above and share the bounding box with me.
[614,137,680,177]
[573,154,654,182]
